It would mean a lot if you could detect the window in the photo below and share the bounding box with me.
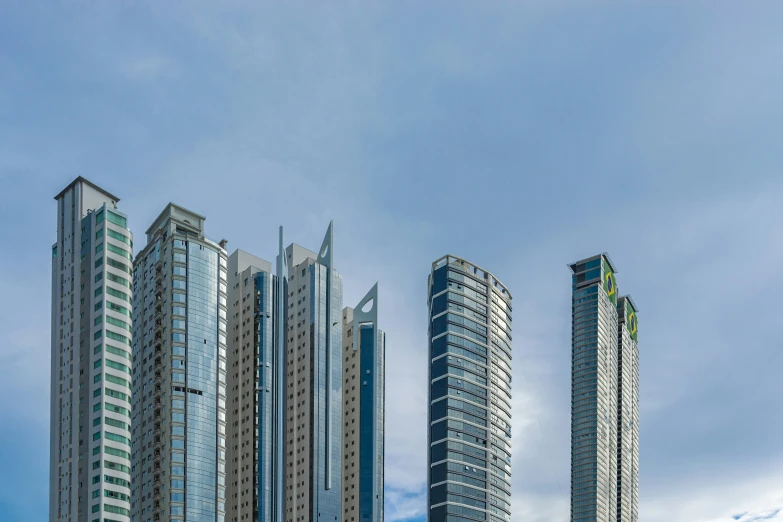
[95,243,104,254]
[107,229,130,246]
[105,388,129,403]
[106,288,129,303]
[105,432,130,445]
[106,316,130,331]
[106,375,130,389]
[106,211,127,229]
[103,504,130,517]
[106,345,130,360]
[105,418,127,430]
[107,257,131,274]
[107,243,132,260]
[106,360,130,374]
[106,273,130,288]
[104,403,130,417]
[106,301,130,317]
[106,331,130,346]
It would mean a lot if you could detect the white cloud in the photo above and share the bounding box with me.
[643,463,783,522]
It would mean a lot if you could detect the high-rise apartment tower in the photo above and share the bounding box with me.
[568,254,639,522]
[130,204,228,522]
[427,255,513,522]
[280,223,343,522]
[226,249,282,522]
[341,284,385,522]
[51,177,133,522]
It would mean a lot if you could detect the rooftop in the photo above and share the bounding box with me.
[53,176,121,203]
[568,252,618,274]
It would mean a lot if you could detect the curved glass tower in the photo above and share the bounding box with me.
[131,204,228,522]
[427,255,513,522]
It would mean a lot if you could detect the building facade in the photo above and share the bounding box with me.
[427,255,513,522]
[341,284,385,522]
[568,254,639,522]
[281,223,343,522]
[130,204,228,522]
[51,177,134,522]
[616,297,639,522]
[226,249,279,522]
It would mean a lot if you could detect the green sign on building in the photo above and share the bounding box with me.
[602,258,617,306]
[626,299,638,342]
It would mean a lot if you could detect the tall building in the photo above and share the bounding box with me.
[281,223,343,522]
[341,284,385,522]
[427,255,513,522]
[51,177,133,522]
[568,254,639,522]
[131,204,228,522]
[226,249,281,522]
[616,296,639,521]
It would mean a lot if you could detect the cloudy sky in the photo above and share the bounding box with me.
[2,2,783,521]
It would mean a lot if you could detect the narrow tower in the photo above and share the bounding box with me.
[427,255,513,522]
[51,177,133,522]
[226,250,276,522]
[342,284,385,522]
[616,296,639,522]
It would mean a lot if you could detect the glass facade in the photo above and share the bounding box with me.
[186,243,226,522]
[255,271,277,522]
[309,263,344,520]
[358,325,385,522]
[569,254,639,522]
[428,256,512,522]
[131,204,227,522]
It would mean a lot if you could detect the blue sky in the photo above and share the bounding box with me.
[1,2,783,521]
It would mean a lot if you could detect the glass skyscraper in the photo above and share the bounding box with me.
[342,284,385,522]
[131,204,228,522]
[427,255,513,522]
[568,254,639,522]
[51,177,133,522]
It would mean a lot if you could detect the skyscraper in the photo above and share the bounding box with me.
[427,255,513,522]
[568,254,639,522]
[341,284,385,522]
[226,249,280,522]
[131,204,228,522]
[616,296,639,522]
[280,223,343,522]
[51,177,133,522]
